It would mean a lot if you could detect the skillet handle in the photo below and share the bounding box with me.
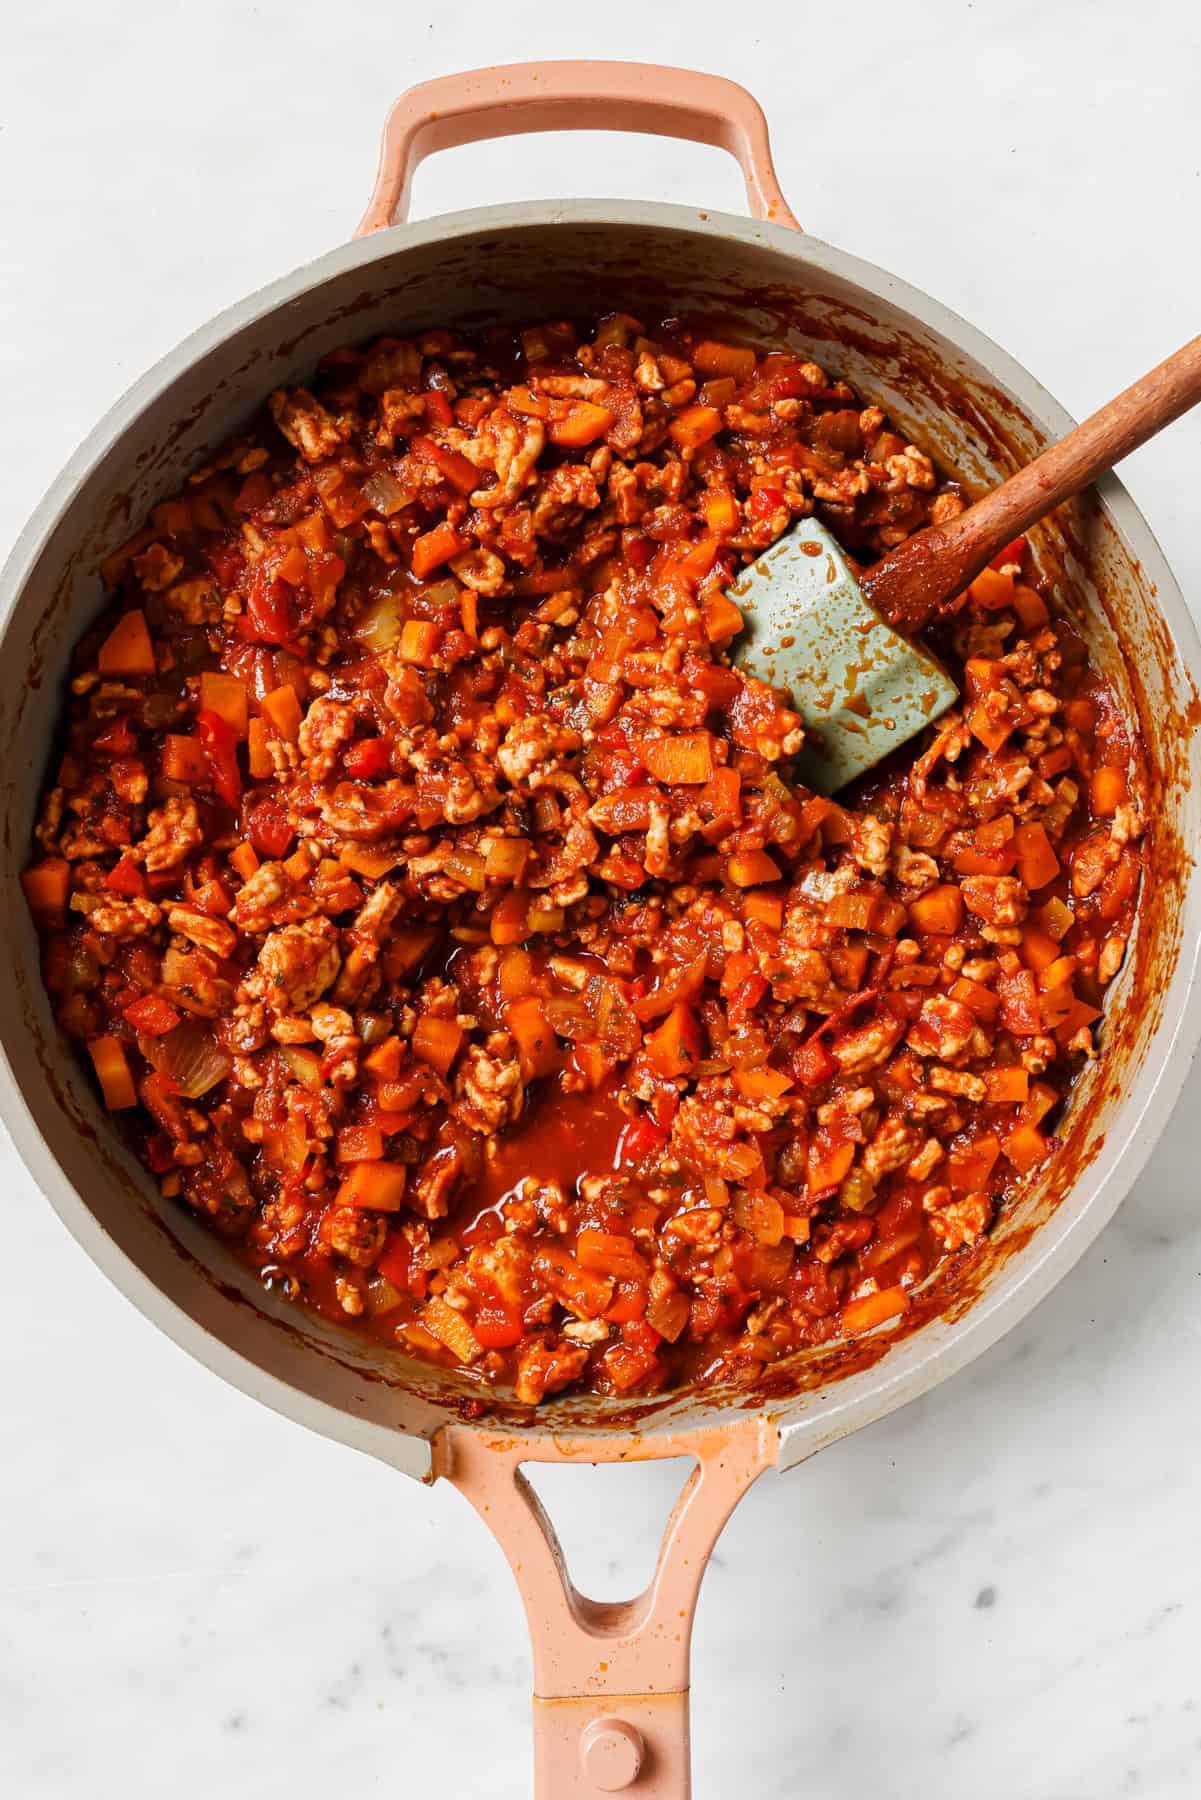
[435,1416,778,1797]
[356,61,801,235]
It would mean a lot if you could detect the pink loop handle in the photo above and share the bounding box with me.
[356,61,801,236]
[436,1418,778,1798]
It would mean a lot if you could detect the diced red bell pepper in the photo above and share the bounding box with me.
[617,1113,668,1167]
[196,708,242,808]
[343,736,392,780]
[106,854,147,898]
[244,795,295,860]
[93,717,136,755]
[791,1035,838,1086]
[122,994,182,1036]
[472,1302,524,1349]
[243,565,297,644]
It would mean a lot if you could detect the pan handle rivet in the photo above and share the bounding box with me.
[579,1717,644,1790]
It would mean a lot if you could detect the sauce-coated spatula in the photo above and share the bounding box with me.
[733,333,1201,792]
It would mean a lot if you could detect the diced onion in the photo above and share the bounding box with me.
[142,1018,232,1098]
[362,470,411,517]
[357,592,405,653]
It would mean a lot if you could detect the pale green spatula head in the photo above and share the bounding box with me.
[729,517,960,794]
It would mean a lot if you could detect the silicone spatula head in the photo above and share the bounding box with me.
[730,517,960,794]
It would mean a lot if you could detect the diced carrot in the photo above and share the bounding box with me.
[1001,1123,1051,1174]
[398,619,442,665]
[421,1294,484,1363]
[807,1138,855,1194]
[21,858,70,927]
[87,1035,138,1110]
[1053,997,1101,1043]
[669,405,724,452]
[983,1066,1030,1104]
[692,339,757,379]
[199,671,248,738]
[725,849,781,887]
[490,890,531,947]
[1038,984,1077,1029]
[247,717,274,779]
[949,976,999,1021]
[1021,923,1062,971]
[283,846,314,881]
[642,733,715,785]
[411,434,479,495]
[1014,821,1060,890]
[643,1003,701,1079]
[410,1015,463,1076]
[260,683,303,743]
[504,995,560,1080]
[336,1125,385,1163]
[733,1066,794,1102]
[411,520,467,579]
[339,843,402,879]
[967,701,1014,753]
[1090,765,1128,817]
[702,591,744,646]
[908,883,964,936]
[97,610,155,677]
[700,488,741,534]
[970,567,1015,611]
[335,1160,408,1211]
[229,842,259,882]
[547,401,613,448]
[1038,955,1078,992]
[947,1132,1001,1194]
[162,733,209,785]
[1021,1081,1058,1126]
[364,1035,405,1082]
[742,890,783,929]
[840,1285,910,1335]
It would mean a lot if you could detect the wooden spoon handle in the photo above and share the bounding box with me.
[862,333,1201,634]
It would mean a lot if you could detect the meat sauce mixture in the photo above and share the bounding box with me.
[23,314,1145,1406]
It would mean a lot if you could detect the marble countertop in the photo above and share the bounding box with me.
[2,3,1199,1794]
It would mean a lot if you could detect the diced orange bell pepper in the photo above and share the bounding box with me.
[97,610,155,677]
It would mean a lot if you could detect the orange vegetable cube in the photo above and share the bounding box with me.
[947,1133,1001,1194]
[1090,765,1128,817]
[908,883,964,936]
[692,339,757,379]
[504,995,560,1080]
[1001,1123,1051,1174]
[642,733,715,785]
[398,619,442,665]
[260,683,303,743]
[1014,821,1060,891]
[733,1066,794,1102]
[199,671,248,738]
[21,858,70,928]
[229,842,259,882]
[1021,923,1062,971]
[983,1066,1030,1104]
[411,520,467,579]
[742,890,783,929]
[644,1003,701,1079]
[336,1125,384,1163]
[700,488,741,534]
[87,1035,138,1110]
[807,1138,855,1194]
[162,733,210,785]
[411,1015,463,1076]
[97,609,155,677]
[246,717,274,779]
[1012,583,1050,630]
[669,405,724,452]
[702,591,744,645]
[547,401,613,447]
[725,849,781,887]
[969,567,1015,611]
[336,1161,408,1211]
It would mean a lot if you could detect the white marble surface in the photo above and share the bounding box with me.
[2,2,1200,1794]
